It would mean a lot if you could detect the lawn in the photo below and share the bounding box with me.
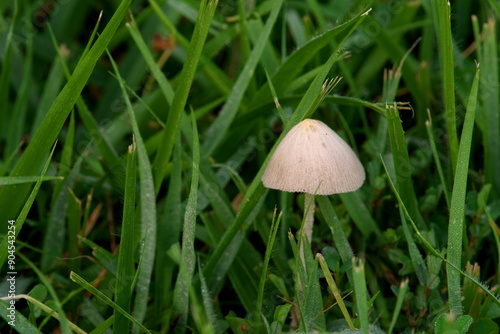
[1,0,499,333]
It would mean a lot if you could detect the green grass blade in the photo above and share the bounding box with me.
[0,0,131,235]
[172,112,201,331]
[201,0,283,157]
[353,258,370,333]
[446,65,480,316]
[153,0,218,193]
[113,143,137,334]
[198,261,221,334]
[478,19,500,198]
[90,316,114,334]
[0,300,43,333]
[0,176,63,185]
[69,272,152,334]
[317,196,354,269]
[317,253,355,330]
[256,209,283,326]
[425,111,451,208]
[386,105,425,228]
[387,278,409,334]
[1,294,86,334]
[430,0,458,172]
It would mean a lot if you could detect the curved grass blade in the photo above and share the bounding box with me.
[70,272,152,334]
[446,64,480,316]
[0,300,42,334]
[1,294,85,334]
[317,253,355,330]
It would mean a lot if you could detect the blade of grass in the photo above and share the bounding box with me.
[0,299,43,333]
[430,0,458,173]
[446,64,480,316]
[478,19,500,198]
[317,253,355,330]
[0,176,63,185]
[113,142,137,334]
[69,272,152,334]
[172,112,201,330]
[198,261,221,334]
[0,0,130,234]
[425,110,451,208]
[387,278,409,334]
[202,7,371,281]
[1,294,85,334]
[316,196,354,274]
[386,104,426,228]
[89,316,114,334]
[256,209,283,327]
[353,258,369,333]
[153,0,218,193]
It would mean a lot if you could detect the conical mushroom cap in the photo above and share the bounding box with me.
[262,119,365,195]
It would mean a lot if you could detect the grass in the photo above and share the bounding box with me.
[1,0,500,333]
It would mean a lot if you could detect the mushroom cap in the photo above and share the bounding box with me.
[261,119,365,195]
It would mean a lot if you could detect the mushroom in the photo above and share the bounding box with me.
[262,119,365,263]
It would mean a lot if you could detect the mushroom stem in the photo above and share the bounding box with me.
[302,193,315,245]
[299,193,315,269]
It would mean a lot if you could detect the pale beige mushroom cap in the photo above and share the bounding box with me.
[262,119,365,195]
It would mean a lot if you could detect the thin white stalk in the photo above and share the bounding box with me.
[300,193,315,268]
